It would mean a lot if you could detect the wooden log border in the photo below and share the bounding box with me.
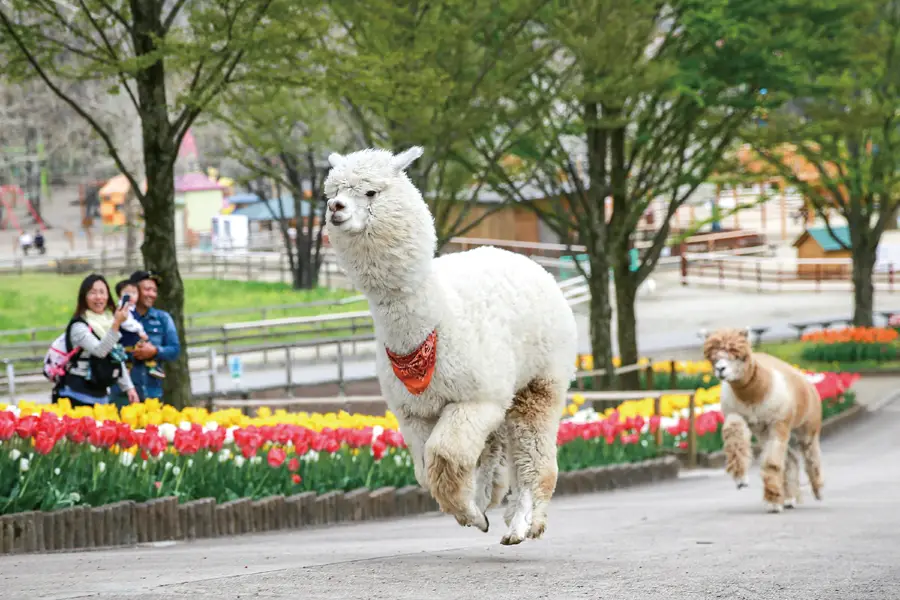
[0,456,679,556]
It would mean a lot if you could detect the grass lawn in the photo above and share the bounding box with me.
[0,274,368,343]
[759,340,900,372]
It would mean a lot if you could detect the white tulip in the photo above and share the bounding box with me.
[10,449,21,461]
[120,452,134,467]
[97,461,106,473]
[19,458,29,472]
[172,466,181,476]
[158,423,177,443]
[234,455,246,468]
[54,468,61,476]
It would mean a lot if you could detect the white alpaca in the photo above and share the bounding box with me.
[323,146,578,545]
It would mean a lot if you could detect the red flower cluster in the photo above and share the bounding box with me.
[557,412,661,446]
[666,410,725,438]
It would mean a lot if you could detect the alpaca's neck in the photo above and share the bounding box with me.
[367,274,445,353]
[729,356,772,405]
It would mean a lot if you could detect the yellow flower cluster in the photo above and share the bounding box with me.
[4,398,400,432]
[575,354,713,375]
[565,385,722,420]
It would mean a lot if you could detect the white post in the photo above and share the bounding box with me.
[6,362,14,402]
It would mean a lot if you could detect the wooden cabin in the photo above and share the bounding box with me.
[792,225,852,279]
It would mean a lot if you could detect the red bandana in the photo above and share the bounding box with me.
[385,330,438,395]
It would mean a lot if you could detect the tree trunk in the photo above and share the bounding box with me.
[851,243,875,327]
[124,190,138,271]
[612,246,640,389]
[587,251,616,390]
[133,4,190,409]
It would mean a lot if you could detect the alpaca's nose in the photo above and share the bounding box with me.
[328,199,346,212]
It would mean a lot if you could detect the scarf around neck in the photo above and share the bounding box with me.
[82,309,115,340]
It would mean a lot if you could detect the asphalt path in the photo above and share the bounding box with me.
[2,397,898,600]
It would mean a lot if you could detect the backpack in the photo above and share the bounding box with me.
[44,318,123,389]
[42,321,82,384]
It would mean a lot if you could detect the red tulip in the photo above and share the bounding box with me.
[0,412,16,441]
[15,415,37,439]
[372,439,387,461]
[34,432,56,455]
[267,446,287,468]
[291,474,302,484]
[288,457,300,472]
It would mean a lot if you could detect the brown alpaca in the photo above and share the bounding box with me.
[702,328,823,513]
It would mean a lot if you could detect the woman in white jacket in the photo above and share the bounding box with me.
[57,274,140,407]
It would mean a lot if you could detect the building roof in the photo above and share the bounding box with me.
[175,172,225,193]
[227,192,263,205]
[231,197,313,220]
[792,225,851,251]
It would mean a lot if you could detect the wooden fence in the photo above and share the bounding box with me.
[681,254,898,293]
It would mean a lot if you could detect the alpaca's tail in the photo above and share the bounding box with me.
[722,413,752,489]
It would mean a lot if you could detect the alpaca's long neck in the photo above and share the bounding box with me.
[367,274,444,353]
[729,356,772,405]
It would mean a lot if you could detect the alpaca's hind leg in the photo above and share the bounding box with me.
[501,378,565,546]
[783,446,802,508]
[799,430,824,500]
[474,427,508,513]
[722,413,752,489]
[760,420,791,513]
[425,401,506,532]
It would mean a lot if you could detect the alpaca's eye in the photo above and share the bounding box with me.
[365,190,376,198]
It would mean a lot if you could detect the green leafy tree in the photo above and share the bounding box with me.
[744,0,900,326]
[483,0,859,387]
[318,0,557,248]
[0,0,294,407]
[211,88,352,289]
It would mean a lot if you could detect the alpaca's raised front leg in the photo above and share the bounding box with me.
[425,401,506,532]
[760,420,791,513]
[396,414,436,491]
[722,413,752,489]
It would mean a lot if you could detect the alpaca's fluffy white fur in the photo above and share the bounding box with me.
[324,147,578,544]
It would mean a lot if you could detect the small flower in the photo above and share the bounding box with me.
[287,457,300,472]
[54,467,61,476]
[234,456,246,468]
[19,458,29,472]
[98,461,106,473]
[164,462,173,471]
[186,459,194,468]
[120,452,134,467]
[218,449,232,462]
[291,474,302,484]
[154,481,162,489]
[172,466,181,476]
[10,449,20,461]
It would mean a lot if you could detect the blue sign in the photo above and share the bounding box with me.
[229,356,243,380]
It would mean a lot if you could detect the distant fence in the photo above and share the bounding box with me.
[681,255,899,293]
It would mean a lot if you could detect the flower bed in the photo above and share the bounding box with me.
[0,406,663,516]
[800,327,899,363]
[0,371,860,518]
[567,371,860,454]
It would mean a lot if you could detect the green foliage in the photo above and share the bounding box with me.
[311,0,556,245]
[801,342,899,363]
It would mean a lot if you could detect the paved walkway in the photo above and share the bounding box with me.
[1,393,896,599]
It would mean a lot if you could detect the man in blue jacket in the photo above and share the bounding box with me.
[110,270,181,406]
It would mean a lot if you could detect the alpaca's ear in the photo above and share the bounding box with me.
[391,146,424,173]
[327,152,345,169]
[698,328,709,340]
[741,327,751,339]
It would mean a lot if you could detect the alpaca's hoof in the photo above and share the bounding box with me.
[765,502,784,514]
[784,498,796,509]
[474,512,489,533]
[527,521,546,540]
[736,477,749,490]
[500,532,525,546]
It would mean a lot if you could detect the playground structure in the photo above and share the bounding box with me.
[0,184,46,234]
